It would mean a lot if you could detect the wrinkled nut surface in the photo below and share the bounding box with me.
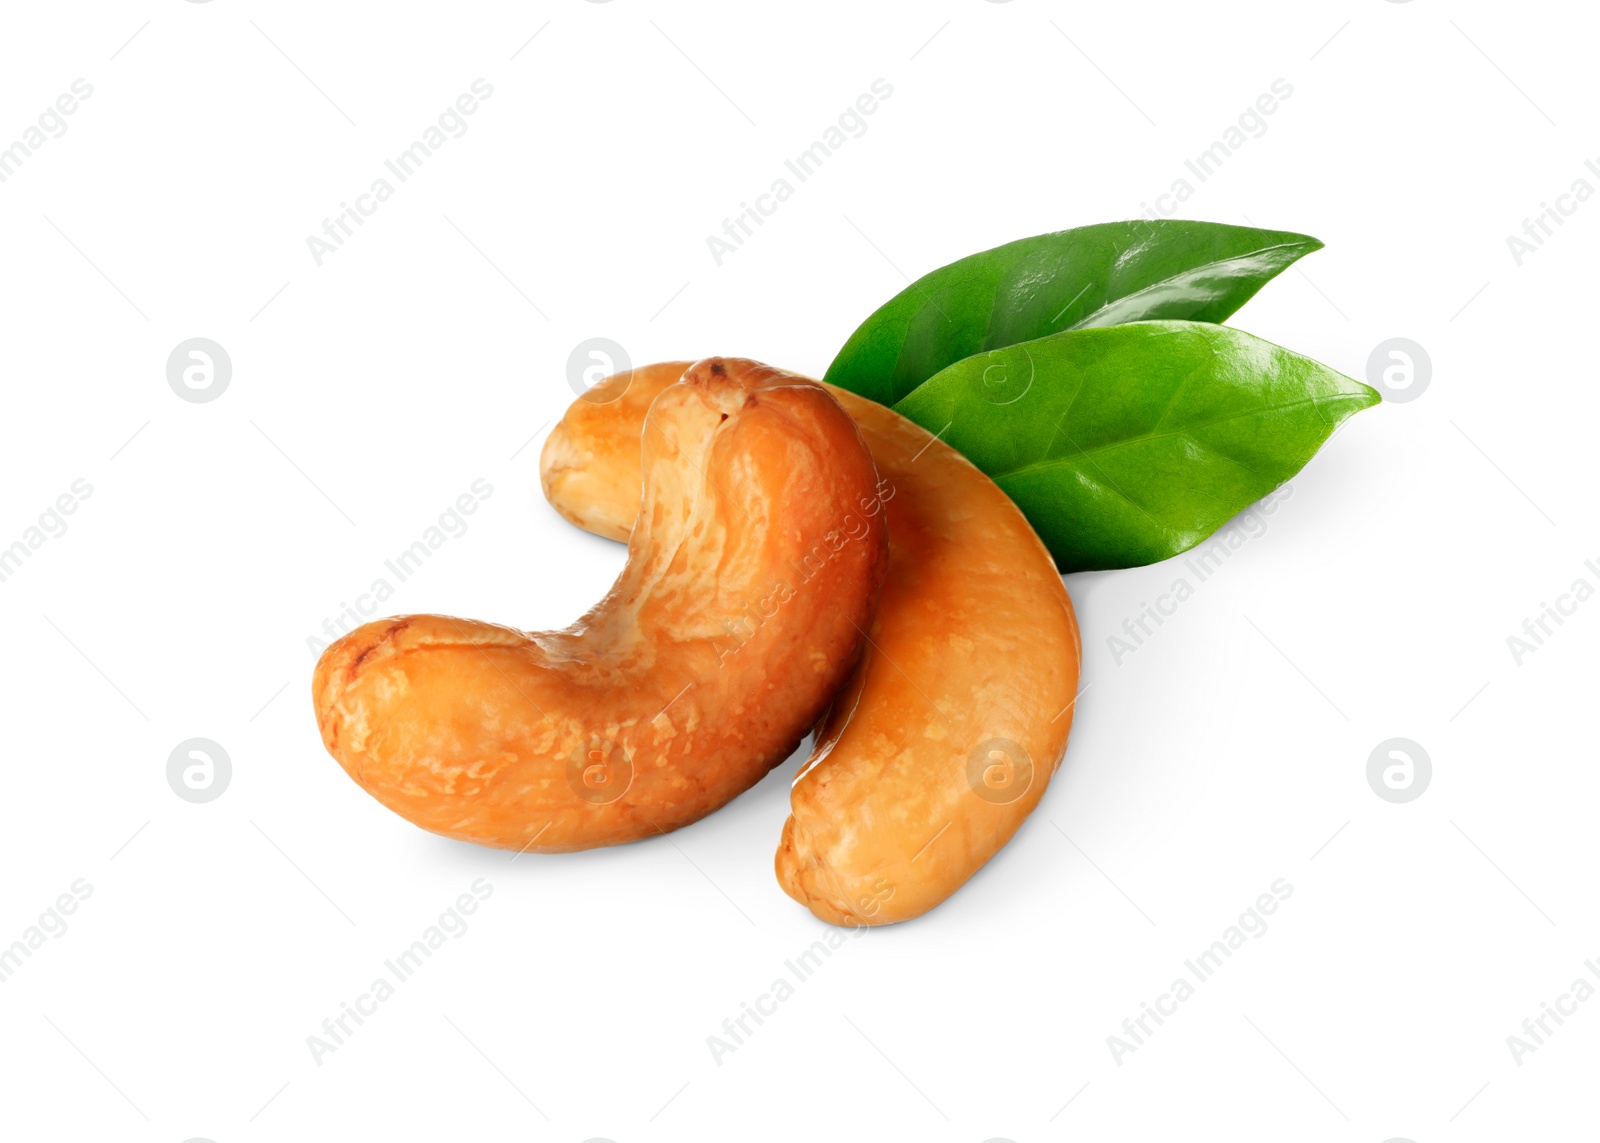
[540,365,1082,924]
[314,359,889,852]
[541,361,692,542]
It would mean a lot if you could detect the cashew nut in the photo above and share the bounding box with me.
[314,359,889,852]
[541,360,692,543]
[541,365,1082,923]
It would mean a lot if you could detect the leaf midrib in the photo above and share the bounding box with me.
[991,392,1365,481]
[891,234,1316,400]
[1057,239,1317,335]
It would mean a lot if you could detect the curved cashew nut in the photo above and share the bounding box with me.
[313,359,889,852]
[541,360,694,542]
[541,365,1082,923]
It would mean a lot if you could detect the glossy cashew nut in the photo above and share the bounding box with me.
[541,365,1082,924]
[313,359,888,852]
[542,361,693,543]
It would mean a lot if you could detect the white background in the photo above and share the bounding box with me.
[0,1,1594,1140]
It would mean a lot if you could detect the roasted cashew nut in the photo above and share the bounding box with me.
[313,359,889,852]
[542,360,692,542]
[541,365,1082,923]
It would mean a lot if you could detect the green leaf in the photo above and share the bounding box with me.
[825,220,1323,407]
[894,321,1380,573]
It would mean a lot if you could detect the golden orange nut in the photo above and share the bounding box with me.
[313,359,889,852]
[541,360,693,542]
[540,365,1082,923]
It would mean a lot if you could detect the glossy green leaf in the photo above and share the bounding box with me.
[894,321,1380,573]
[825,220,1323,407]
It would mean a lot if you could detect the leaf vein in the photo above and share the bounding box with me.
[1004,392,1363,480]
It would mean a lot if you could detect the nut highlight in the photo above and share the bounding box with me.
[539,363,1082,923]
[313,359,889,852]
